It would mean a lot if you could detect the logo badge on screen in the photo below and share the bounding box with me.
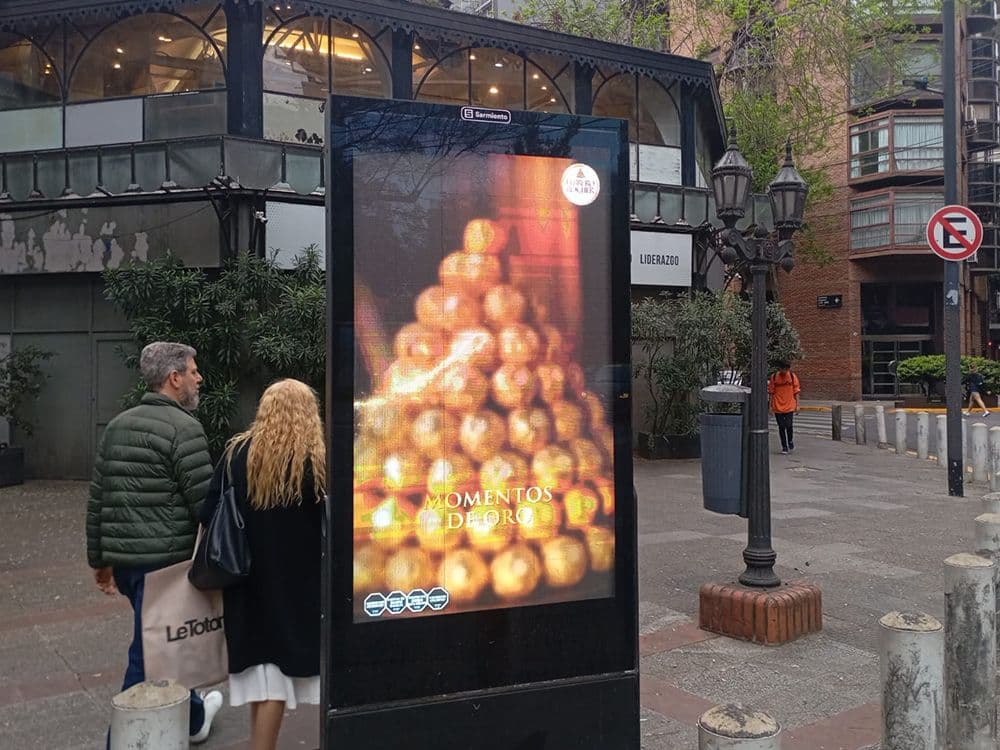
[363,593,387,618]
[561,163,601,206]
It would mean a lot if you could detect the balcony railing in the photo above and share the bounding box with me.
[630,182,774,231]
[968,0,998,33]
[0,135,325,210]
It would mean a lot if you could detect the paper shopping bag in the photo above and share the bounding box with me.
[141,558,227,689]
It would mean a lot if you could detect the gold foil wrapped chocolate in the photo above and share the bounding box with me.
[427,453,474,496]
[381,360,438,406]
[550,400,583,443]
[359,401,408,450]
[354,437,382,489]
[563,485,600,528]
[491,364,538,410]
[539,324,568,363]
[439,251,502,296]
[594,478,615,516]
[384,547,434,592]
[353,544,386,594]
[579,390,606,430]
[360,494,417,549]
[394,322,445,364]
[491,543,542,599]
[584,526,615,572]
[459,410,507,463]
[439,549,490,603]
[479,452,530,494]
[450,327,498,370]
[415,286,481,331]
[540,535,588,587]
[507,408,552,455]
[463,218,507,255]
[482,285,526,328]
[535,362,565,404]
[498,323,541,366]
[564,362,586,395]
[532,446,575,491]
[437,363,489,412]
[415,503,464,552]
[518,498,562,543]
[411,408,460,459]
[569,438,603,479]
[465,508,516,553]
[382,450,426,493]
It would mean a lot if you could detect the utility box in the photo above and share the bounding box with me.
[699,385,749,517]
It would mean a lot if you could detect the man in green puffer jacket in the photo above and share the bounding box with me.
[87,341,222,745]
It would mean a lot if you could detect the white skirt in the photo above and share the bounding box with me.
[228,663,320,709]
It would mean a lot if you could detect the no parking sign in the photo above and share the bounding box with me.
[926,204,983,261]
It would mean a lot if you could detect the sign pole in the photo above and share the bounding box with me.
[943,0,962,496]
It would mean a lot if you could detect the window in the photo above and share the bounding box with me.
[893,117,943,170]
[894,193,942,244]
[850,41,942,105]
[851,194,891,249]
[849,115,943,177]
[69,12,226,101]
[850,119,889,177]
[0,34,61,110]
[413,44,571,113]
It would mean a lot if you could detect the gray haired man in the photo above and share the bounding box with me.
[87,342,222,744]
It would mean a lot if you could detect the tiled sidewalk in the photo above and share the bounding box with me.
[0,432,977,748]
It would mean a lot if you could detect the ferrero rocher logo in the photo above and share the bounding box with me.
[353,215,616,617]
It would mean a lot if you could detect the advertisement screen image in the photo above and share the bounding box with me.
[352,151,616,621]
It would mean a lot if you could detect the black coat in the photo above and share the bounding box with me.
[198,441,322,677]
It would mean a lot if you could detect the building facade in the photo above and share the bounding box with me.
[777,1,1000,400]
[0,0,724,478]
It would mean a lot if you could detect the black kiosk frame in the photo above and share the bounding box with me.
[324,95,637,749]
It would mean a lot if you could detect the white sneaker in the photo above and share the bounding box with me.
[191,690,224,744]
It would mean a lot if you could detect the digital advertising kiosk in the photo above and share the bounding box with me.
[324,95,637,749]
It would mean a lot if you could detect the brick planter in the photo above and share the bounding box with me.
[699,580,822,645]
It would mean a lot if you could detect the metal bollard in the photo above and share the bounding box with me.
[984,491,1000,514]
[879,612,944,750]
[831,405,842,442]
[973,423,989,484]
[917,412,930,460]
[110,680,189,750]
[894,410,906,456]
[854,404,866,445]
[936,415,947,468]
[991,429,1000,491]
[944,553,996,750]
[875,405,888,448]
[698,704,781,750]
[964,419,969,474]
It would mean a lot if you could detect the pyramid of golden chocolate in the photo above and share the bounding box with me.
[354,217,616,612]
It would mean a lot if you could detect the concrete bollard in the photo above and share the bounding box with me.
[879,612,944,750]
[894,410,906,456]
[917,412,930,460]
[944,553,996,750]
[875,405,888,448]
[963,420,969,473]
[973,423,989,484]
[984,491,1000,514]
[854,404,866,445]
[698,704,781,749]
[110,680,189,750]
[974,513,1000,696]
[831,405,842,442]
[936,415,947,468]
[990,429,1000,491]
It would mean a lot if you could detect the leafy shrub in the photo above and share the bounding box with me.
[0,346,53,438]
[896,355,1000,394]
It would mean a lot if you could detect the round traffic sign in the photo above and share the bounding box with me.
[926,205,983,261]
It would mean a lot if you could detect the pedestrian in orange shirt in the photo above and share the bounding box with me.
[768,361,801,454]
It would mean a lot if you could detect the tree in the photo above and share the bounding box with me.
[512,0,938,263]
[103,248,326,455]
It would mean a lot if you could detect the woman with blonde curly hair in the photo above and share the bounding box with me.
[198,378,326,750]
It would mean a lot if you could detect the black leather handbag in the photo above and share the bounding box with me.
[189,469,251,590]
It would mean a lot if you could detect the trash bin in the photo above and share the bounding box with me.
[699,384,749,516]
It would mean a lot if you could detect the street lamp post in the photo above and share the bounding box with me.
[711,134,809,588]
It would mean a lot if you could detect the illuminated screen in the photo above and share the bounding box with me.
[352,150,616,622]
